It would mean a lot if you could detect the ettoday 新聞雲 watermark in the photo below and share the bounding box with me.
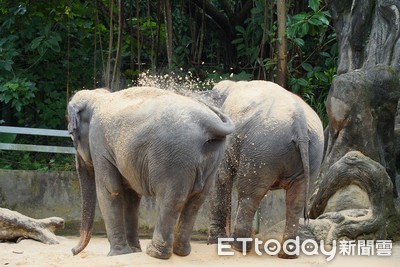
[217,237,392,261]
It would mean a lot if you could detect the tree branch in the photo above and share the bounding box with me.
[190,0,234,35]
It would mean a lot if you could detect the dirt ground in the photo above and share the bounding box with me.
[1,236,400,267]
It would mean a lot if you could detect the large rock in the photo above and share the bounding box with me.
[324,184,370,213]
[314,65,400,201]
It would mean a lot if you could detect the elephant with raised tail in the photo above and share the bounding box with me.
[67,87,234,259]
[201,80,324,259]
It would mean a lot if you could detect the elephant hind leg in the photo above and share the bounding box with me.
[124,188,142,252]
[230,187,267,253]
[279,177,305,259]
[95,161,132,256]
[208,164,235,244]
[146,167,201,259]
[146,198,185,259]
[172,194,201,257]
[146,173,191,260]
[173,174,214,256]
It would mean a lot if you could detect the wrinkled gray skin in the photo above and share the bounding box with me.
[202,80,324,259]
[67,87,234,259]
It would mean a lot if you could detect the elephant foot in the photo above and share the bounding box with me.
[108,245,133,256]
[146,240,172,259]
[128,241,142,253]
[278,251,298,259]
[130,245,142,253]
[231,239,252,253]
[207,228,227,245]
[173,242,191,256]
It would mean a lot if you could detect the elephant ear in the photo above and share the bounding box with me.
[67,103,82,149]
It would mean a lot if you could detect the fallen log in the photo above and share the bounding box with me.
[0,208,64,244]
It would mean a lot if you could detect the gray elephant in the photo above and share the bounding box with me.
[67,87,234,259]
[202,80,324,258]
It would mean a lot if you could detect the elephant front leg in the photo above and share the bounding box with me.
[279,178,305,259]
[124,188,142,252]
[95,165,133,256]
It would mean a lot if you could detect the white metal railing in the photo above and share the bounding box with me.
[0,126,75,154]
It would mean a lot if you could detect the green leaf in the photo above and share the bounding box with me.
[232,38,244,44]
[301,62,313,72]
[46,33,61,52]
[309,17,322,26]
[297,78,308,86]
[292,84,300,92]
[45,40,60,52]
[0,94,11,104]
[12,100,22,112]
[318,13,330,25]
[0,133,16,143]
[302,22,310,35]
[0,59,13,71]
[30,36,44,50]
[319,52,330,58]
[235,25,245,34]
[293,13,307,21]
[293,38,305,47]
[38,46,46,56]
[309,0,320,12]
[8,83,18,90]
[317,72,328,82]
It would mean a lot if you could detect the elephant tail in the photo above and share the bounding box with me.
[67,103,80,149]
[203,103,235,139]
[298,137,311,222]
[293,103,311,223]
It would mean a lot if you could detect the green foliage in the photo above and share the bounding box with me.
[29,24,62,56]
[0,78,37,112]
[0,0,338,169]
[0,150,75,171]
[0,133,16,143]
[232,1,272,70]
[0,134,75,171]
[170,6,223,71]
[0,1,99,170]
[229,0,336,126]
[286,1,337,126]
[0,1,102,128]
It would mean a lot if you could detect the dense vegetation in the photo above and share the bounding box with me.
[0,0,337,170]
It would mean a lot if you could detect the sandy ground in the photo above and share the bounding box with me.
[1,236,400,267]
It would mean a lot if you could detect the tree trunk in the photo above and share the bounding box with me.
[105,0,114,89]
[163,0,174,69]
[0,208,64,244]
[129,1,135,71]
[111,0,123,90]
[276,0,288,88]
[136,0,142,74]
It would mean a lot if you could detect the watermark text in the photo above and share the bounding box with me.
[217,237,392,262]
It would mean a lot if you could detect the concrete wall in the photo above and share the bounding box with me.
[0,169,286,236]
